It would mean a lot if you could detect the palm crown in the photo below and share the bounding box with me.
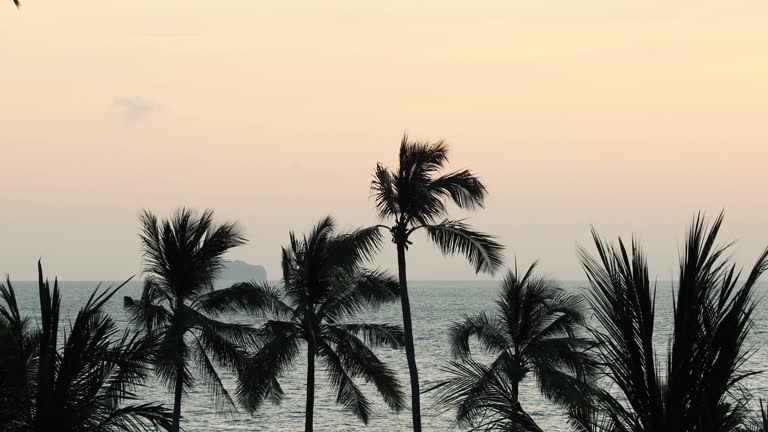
[124,208,258,431]
[573,213,768,432]
[236,216,405,430]
[0,262,173,432]
[430,263,596,431]
[372,135,504,271]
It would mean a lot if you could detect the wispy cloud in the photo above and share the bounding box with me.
[112,97,161,125]
[140,32,201,38]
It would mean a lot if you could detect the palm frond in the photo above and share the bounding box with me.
[191,334,237,414]
[124,278,172,333]
[332,225,385,264]
[668,212,768,431]
[429,169,488,211]
[189,307,258,363]
[371,163,400,219]
[236,320,301,413]
[568,401,629,432]
[0,277,38,430]
[398,134,449,179]
[741,399,768,432]
[529,347,598,409]
[318,340,373,423]
[318,268,399,322]
[423,219,504,274]
[35,260,60,422]
[193,280,291,318]
[97,330,160,406]
[579,231,664,430]
[322,326,406,413]
[426,359,541,432]
[449,312,509,360]
[0,276,23,327]
[329,323,404,349]
[93,403,174,432]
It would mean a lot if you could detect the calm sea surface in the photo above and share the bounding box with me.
[9,280,768,431]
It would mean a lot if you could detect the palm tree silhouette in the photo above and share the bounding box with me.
[428,263,596,431]
[0,262,173,432]
[572,213,768,432]
[370,134,504,431]
[236,216,406,431]
[123,208,259,432]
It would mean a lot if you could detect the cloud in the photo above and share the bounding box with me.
[112,97,160,125]
[141,32,200,38]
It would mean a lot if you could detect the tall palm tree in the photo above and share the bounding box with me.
[574,213,768,432]
[370,134,505,431]
[0,262,173,432]
[236,216,406,431]
[428,263,597,431]
[123,208,260,432]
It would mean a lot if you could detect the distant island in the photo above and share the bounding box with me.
[220,260,267,281]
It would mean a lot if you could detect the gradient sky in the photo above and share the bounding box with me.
[2,1,767,281]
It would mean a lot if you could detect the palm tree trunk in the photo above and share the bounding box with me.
[305,341,316,432]
[511,380,542,432]
[172,365,184,432]
[397,242,422,432]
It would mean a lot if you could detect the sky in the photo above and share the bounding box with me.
[1,1,767,282]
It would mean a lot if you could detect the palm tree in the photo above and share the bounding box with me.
[428,263,597,431]
[575,213,768,432]
[0,262,173,432]
[370,134,505,431]
[236,216,406,431]
[123,208,260,432]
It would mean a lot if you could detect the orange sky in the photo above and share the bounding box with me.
[2,1,767,281]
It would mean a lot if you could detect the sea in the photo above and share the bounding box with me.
[8,280,768,431]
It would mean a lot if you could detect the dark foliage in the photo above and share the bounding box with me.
[124,208,258,431]
[236,216,405,431]
[0,262,173,432]
[576,213,768,432]
[741,400,768,432]
[428,263,597,431]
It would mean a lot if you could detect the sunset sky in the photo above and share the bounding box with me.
[2,1,767,281]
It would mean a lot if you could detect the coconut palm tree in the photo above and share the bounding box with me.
[428,263,597,431]
[574,213,768,432]
[236,216,406,431]
[123,208,261,432]
[370,134,505,431]
[0,262,173,432]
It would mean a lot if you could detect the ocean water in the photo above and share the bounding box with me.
[8,280,768,431]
